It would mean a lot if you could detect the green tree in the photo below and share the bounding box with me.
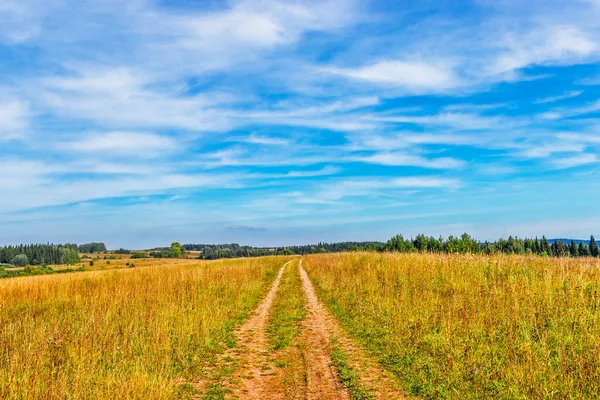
[569,240,578,257]
[541,236,551,256]
[169,242,184,258]
[414,234,429,252]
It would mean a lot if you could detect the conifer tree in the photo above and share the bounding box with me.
[579,241,591,257]
[590,236,599,257]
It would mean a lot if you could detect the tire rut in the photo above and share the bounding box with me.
[197,258,405,399]
[229,260,292,399]
[298,261,350,400]
[299,260,405,400]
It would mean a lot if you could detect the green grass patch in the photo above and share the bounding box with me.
[330,340,375,400]
[267,260,306,350]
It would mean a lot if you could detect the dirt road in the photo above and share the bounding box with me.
[197,258,404,399]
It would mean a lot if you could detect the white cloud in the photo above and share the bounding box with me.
[65,132,177,157]
[285,165,341,177]
[41,67,232,131]
[0,0,55,43]
[327,60,457,90]
[389,177,460,188]
[0,159,244,211]
[492,26,597,75]
[518,142,586,158]
[228,225,266,231]
[353,152,464,169]
[552,153,599,169]
[540,99,600,120]
[346,132,482,151]
[556,132,600,144]
[244,133,289,146]
[176,0,358,50]
[0,98,28,140]
[534,90,583,104]
[373,112,525,131]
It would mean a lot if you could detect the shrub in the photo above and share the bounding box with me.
[89,261,94,267]
[11,254,29,267]
[131,253,149,259]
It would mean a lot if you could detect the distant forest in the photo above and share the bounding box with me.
[384,234,600,257]
[184,234,600,260]
[0,244,80,266]
[183,242,383,259]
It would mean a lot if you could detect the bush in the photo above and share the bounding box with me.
[131,253,149,259]
[11,254,29,267]
[89,261,94,267]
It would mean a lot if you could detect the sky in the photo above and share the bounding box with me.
[1,0,600,249]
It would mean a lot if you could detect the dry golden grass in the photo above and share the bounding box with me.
[0,256,291,399]
[304,252,600,399]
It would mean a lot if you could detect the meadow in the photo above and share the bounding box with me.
[304,252,600,399]
[4,251,600,399]
[0,256,290,399]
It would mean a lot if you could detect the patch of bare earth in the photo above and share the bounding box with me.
[299,261,405,400]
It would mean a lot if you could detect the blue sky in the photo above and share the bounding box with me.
[1,0,600,248]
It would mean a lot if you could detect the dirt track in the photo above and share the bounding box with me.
[199,258,404,399]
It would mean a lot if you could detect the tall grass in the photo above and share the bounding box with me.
[0,256,289,399]
[304,252,600,399]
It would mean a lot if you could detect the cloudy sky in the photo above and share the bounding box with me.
[1,0,600,248]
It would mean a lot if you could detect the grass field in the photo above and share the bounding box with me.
[0,256,290,399]
[304,252,600,399]
[5,252,600,399]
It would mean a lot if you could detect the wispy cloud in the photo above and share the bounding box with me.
[228,225,266,231]
[327,60,458,91]
[517,142,586,158]
[552,153,599,169]
[534,90,583,104]
[491,26,597,75]
[65,132,177,158]
[242,133,290,146]
[353,152,464,169]
[0,97,28,141]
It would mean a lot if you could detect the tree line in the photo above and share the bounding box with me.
[384,233,600,257]
[0,243,80,266]
[184,234,600,260]
[186,242,378,260]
